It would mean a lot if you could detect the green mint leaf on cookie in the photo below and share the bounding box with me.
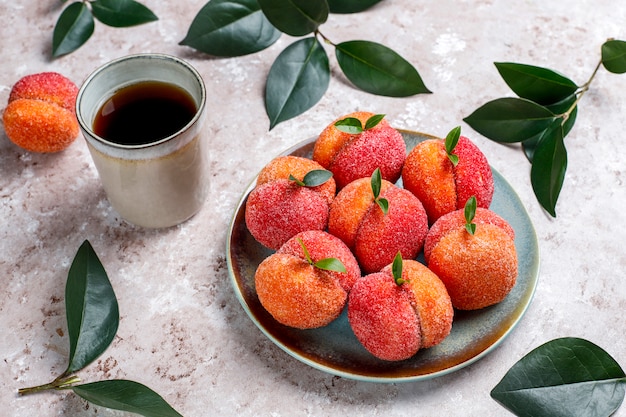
[364,114,386,130]
[289,169,332,187]
[464,196,477,235]
[392,252,406,285]
[334,117,363,134]
[445,126,461,166]
[371,168,389,215]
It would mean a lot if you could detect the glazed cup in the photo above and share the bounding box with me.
[76,53,209,228]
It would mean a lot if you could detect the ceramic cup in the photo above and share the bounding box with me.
[76,53,209,228]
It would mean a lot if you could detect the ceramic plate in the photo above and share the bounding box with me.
[226,131,539,382]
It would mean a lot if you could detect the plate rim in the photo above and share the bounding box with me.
[226,130,540,383]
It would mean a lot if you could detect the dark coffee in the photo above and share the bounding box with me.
[93,81,197,145]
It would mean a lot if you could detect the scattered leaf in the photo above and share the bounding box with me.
[265,37,330,129]
[335,40,431,96]
[180,0,281,57]
[72,380,183,417]
[601,39,626,74]
[491,337,626,417]
[52,2,95,57]
[64,240,119,375]
[495,62,578,104]
[257,0,328,36]
[91,0,158,27]
[530,121,567,217]
[463,97,557,143]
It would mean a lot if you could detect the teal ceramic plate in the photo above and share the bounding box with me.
[227,131,539,382]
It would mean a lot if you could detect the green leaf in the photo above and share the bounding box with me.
[364,114,385,130]
[391,252,405,285]
[328,0,382,13]
[314,258,347,273]
[180,0,281,57]
[463,97,557,143]
[464,196,477,235]
[445,126,461,166]
[265,37,330,129]
[491,337,626,417]
[335,40,431,97]
[371,167,382,199]
[601,39,626,74]
[257,0,328,36]
[495,62,578,105]
[530,122,567,217]
[65,240,119,375]
[522,95,577,162]
[72,380,183,417]
[375,197,389,214]
[91,0,158,27]
[302,169,333,187]
[334,117,363,134]
[52,2,95,57]
[297,238,314,265]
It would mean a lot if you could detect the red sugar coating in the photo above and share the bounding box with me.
[3,99,78,153]
[348,271,421,361]
[256,155,336,205]
[402,139,457,223]
[245,179,329,250]
[312,111,406,189]
[453,136,494,210]
[328,125,406,189]
[428,225,518,310]
[9,72,78,114]
[255,253,348,329]
[381,260,453,349]
[328,177,394,250]
[278,230,361,292]
[354,186,428,274]
[424,207,515,263]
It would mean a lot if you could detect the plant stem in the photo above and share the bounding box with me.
[316,30,335,47]
[18,375,81,396]
[562,59,603,123]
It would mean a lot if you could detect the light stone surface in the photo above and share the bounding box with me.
[2,0,626,416]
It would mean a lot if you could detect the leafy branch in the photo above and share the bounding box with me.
[18,240,182,417]
[464,39,626,217]
[180,0,431,129]
[492,337,626,417]
[52,0,158,57]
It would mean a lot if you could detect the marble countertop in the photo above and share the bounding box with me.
[2,1,626,416]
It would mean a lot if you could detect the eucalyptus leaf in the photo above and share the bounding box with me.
[52,2,95,57]
[257,0,328,36]
[334,117,363,134]
[65,240,119,375]
[91,0,158,27]
[328,0,383,13]
[530,122,567,217]
[495,62,578,104]
[72,380,183,417]
[463,97,557,143]
[265,37,330,129]
[335,40,431,96]
[314,258,347,273]
[491,337,626,417]
[180,0,281,57]
[601,39,626,74]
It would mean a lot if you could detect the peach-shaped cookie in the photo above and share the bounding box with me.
[245,156,336,250]
[328,170,428,274]
[402,127,494,223]
[313,111,406,189]
[255,231,361,329]
[426,198,518,310]
[3,72,79,153]
[348,256,453,361]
